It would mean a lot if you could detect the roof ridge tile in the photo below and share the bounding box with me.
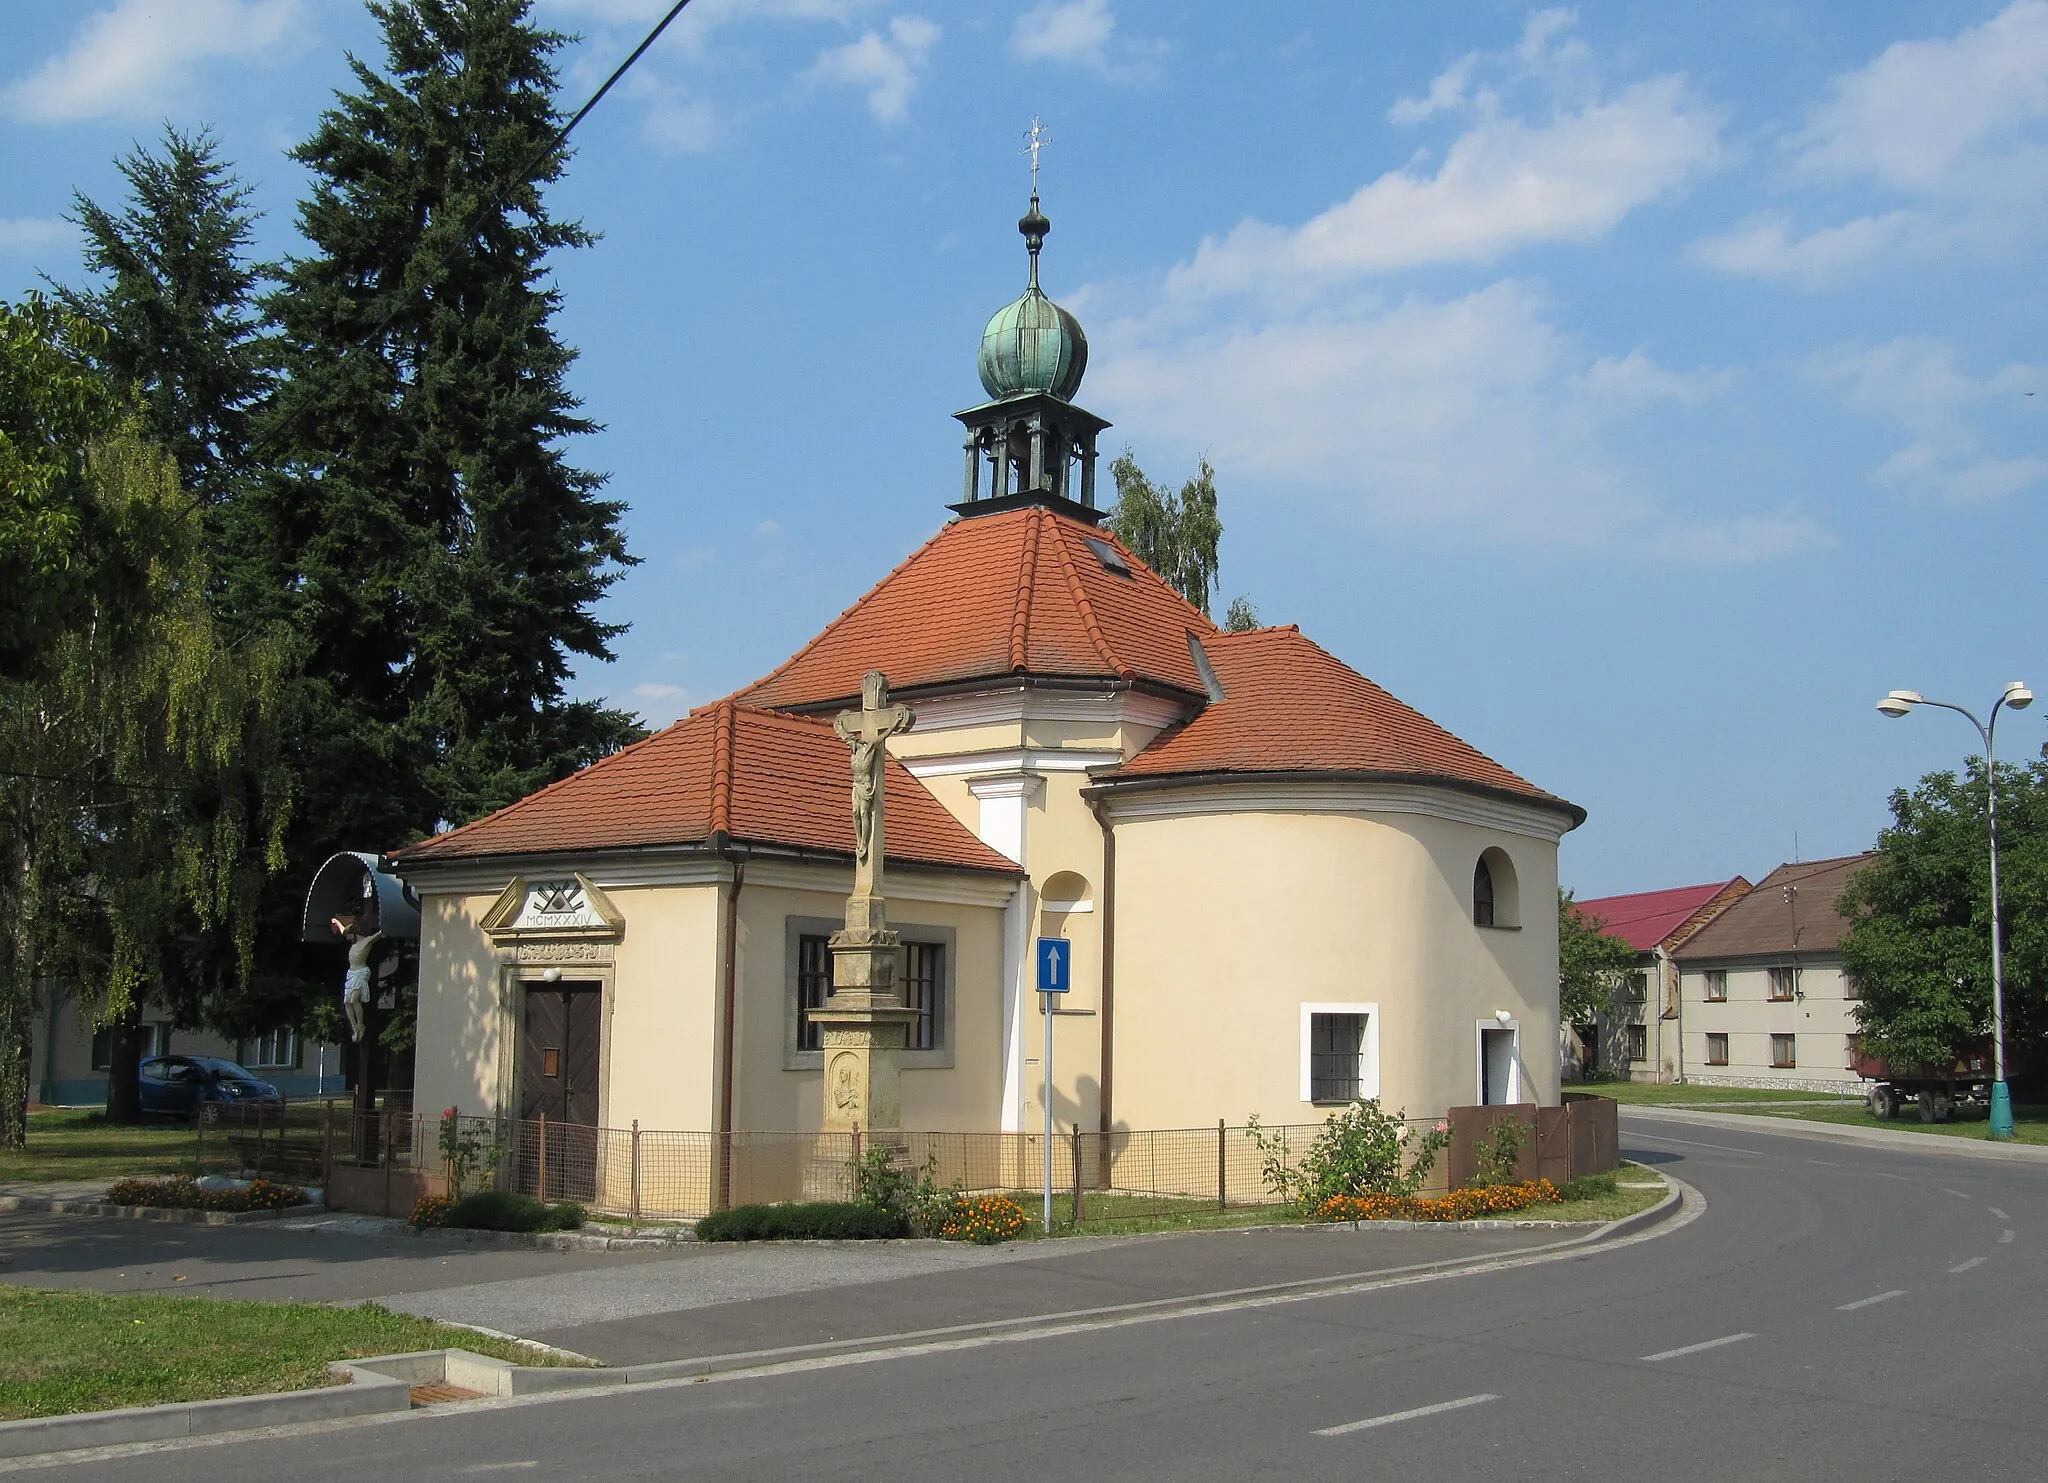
[1048,517,1130,679]
[710,700,735,836]
[1009,507,1041,671]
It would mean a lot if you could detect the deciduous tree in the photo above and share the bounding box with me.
[1840,754,2048,1071]
[1559,889,1638,1027]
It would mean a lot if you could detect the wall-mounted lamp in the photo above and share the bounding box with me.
[1494,1009,1514,1025]
[542,967,563,983]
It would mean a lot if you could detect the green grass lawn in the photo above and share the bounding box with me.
[0,1286,582,1420]
[1581,1081,1860,1107]
[1754,1102,2048,1145]
[0,1109,220,1186]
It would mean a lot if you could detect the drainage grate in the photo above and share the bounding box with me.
[409,1384,485,1407]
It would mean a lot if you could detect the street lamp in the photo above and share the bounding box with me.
[1876,681,2034,1139]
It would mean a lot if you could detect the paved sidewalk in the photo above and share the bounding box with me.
[0,1206,1571,1367]
[1621,1104,2048,1162]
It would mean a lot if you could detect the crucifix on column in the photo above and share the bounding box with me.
[812,671,921,1141]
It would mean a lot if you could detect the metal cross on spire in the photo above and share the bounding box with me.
[1022,116,1050,195]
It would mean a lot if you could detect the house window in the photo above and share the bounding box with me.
[1767,966,1797,1001]
[90,1030,112,1072]
[1625,1024,1647,1062]
[1626,971,1648,1003]
[1771,1034,1797,1069]
[91,1024,171,1070]
[1843,974,1862,1001]
[1703,970,1728,1003]
[1308,1013,1366,1103]
[795,934,833,1052]
[1472,858,1495,927]
[1705,1033,1729,1066]
[241,1028,300,1069]
[903,942,944,1052]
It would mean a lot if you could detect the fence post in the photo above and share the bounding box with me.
[718,1129,732,1212]
[321,1100,333,1193]
[1070,1123,1083,1229]
[538,1111,549,1206]
[1217,1119,1227,1213]
[381,1105,394,1217]
[631,1119,642,1220]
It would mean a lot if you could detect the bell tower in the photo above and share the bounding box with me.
[953,136,1111,522]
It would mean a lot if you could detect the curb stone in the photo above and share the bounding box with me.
[0,1194,322,1226]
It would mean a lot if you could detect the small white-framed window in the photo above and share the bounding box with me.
[1300,1003,1379,1105]
[241,1028,301,1069]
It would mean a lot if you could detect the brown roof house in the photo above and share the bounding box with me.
[390,194,1584,1204]
[1667,854,1876,1091]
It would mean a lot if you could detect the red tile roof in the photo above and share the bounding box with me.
[1098,626,1579,818]
[738,506,1216,709]
[1570,879,1752,952]
[393,702,1019,874]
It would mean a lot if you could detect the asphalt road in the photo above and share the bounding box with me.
[19,1115,2048,1480]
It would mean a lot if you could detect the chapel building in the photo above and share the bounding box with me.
[392,193,1585,1141]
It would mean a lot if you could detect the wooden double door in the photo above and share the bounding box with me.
[518,980,601,1200]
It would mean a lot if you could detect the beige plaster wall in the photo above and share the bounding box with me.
[602,884,723,1130]
[1682,958,1862,1089]
[412,890,509,1120]
[1106,804,1561,1129]
[729,877,1009,1134]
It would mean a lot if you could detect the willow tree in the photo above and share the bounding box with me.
[0,297,288,1133]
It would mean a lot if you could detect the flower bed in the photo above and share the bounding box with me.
[1314,1179,1562,1223]
[938,1193,1028,1244]
[102,1175,307,1213]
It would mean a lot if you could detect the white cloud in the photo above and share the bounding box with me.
[627,72,722,153]
[1168,39,1721,299]
[0,218,72,254]
[4,0,300,123]
[1092,281,1801,562]
[751,519,784,539]
[1688,211,1921,283]
[1806,338,2046,502]
[1012,0,1113,66]
[808,15,938,125]
[1795,0,2048,193]
[1389,53,1476,125]
[1697,3,2048,284]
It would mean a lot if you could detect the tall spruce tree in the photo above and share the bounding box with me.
[254,1,637,921]
[53,128,270,529]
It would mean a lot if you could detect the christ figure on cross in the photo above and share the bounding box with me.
[834,671,914,898]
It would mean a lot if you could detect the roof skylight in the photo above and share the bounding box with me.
[1084,537,1131,576]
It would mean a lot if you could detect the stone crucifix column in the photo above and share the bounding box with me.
[812,671,921,1141]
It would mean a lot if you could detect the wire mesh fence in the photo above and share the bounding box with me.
[186,1108,1465,1224]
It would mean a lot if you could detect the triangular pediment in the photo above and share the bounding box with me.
[481,873,623,940]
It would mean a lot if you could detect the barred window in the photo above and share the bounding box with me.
[1626,971,1648,1003]
[1309,1013,1366,1103]
[1625,1024,1647,1062]
[1705,1033,1729,1066]
[904,941,944,1052]
[796,934,833,1052]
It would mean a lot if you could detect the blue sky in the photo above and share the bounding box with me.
[5,0,2045,897]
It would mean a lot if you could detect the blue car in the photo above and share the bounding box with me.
[137,1055,283,1121]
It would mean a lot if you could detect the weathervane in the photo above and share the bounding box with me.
[1022,116,1050,195]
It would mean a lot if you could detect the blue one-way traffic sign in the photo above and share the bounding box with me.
[1036,937,1071,993]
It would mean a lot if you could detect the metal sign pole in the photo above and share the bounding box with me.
[1042,988,1054,1235]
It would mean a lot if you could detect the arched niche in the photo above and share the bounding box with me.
[1038,870,1092,934]
[1473,847,1520,929]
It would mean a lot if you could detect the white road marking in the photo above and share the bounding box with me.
[1642,1332,1755,1362]
[1950,1257,1986,1273]
[1942,1188,1970,1199]
[1989,1207,2009,1220]
[462,1466,540,1475]
[1315,1393,1499,1436]
[1624,1133,1767,1158]
[1837,1289,1907,1311]
[2000,1229,2015,1244]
